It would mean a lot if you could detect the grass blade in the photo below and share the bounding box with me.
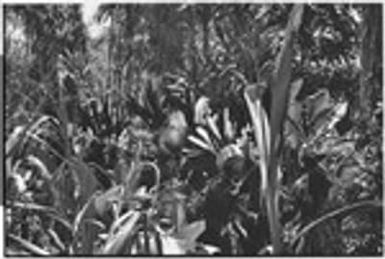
[8,234,50,256]
[102,211,141,254]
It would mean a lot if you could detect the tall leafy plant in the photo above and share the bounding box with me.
[245,4,304,255]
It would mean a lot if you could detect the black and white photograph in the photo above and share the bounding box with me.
[2,2,383,256]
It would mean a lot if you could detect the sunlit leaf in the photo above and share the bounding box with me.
[26,155,52,181]
[11,173,27,193]
[244,91,270,202]
[159,235,185,255]
[327,102,349,130]
[200,243,220,254]
[195,126,215,149]
[6,126,25,156]
[188,135,216,153]
[7,234,50,256]
[101,211,141,254]
[194,96,210,125]
[47,228,65,253]
[206,115,222,141]
[223,107,235,141]
[109,210,135,237]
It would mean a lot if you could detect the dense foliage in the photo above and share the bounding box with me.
[4,3,383,256]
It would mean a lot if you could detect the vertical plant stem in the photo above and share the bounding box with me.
[266,5,304,254]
